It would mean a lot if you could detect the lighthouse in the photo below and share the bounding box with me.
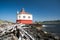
[16,8,33,24]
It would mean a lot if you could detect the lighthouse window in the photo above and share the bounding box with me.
[23,16,25,18]
[19,16,20,18]
[28,16,30,18]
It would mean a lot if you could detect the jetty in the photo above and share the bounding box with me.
[0,24,60,40]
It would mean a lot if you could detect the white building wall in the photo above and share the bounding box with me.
[17,14,32,20]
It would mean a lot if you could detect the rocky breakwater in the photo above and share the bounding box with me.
[26,24,60,40]
[0,24,60,40]
[0,24,18,40]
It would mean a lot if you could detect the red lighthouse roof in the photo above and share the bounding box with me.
[19,8,31,15]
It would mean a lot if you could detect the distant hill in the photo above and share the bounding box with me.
[0,19,13,24]
[42,20,60,24]
[34,20,60,24]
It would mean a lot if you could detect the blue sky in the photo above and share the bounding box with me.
[0,0,60,22]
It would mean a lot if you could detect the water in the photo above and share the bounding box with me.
[42,24,60,36]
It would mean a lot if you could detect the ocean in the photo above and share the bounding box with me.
[42,24,60,36]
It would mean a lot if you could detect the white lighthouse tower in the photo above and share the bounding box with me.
[16,8,33,24]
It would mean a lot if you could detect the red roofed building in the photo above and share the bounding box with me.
[16,8,33,24]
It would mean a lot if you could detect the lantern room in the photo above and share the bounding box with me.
[16,8,33,24]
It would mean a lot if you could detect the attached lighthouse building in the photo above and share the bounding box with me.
[16,8,33,24]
